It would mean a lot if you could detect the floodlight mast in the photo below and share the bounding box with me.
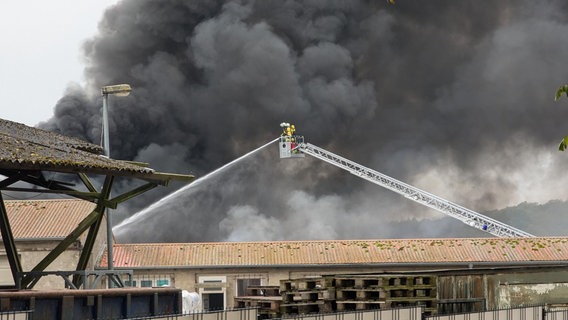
[100,84,131,272]
[101,84,132,96]
[278,123,534,238]
[101,84,131,157]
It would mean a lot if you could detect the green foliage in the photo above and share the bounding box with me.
[555,85,568,151]
[560,137,568,151]
[555,85,568,101]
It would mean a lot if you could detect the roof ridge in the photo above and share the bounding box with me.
[112,236,568,247]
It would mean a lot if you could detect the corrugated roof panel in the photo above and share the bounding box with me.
[102,237,568,269]
[0,119,193,182]
[0,133,155,174]
[4,199,96,239]
[0,119,103,154]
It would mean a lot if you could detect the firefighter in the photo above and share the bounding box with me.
[289,124,297,152]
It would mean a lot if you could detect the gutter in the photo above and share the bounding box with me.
[96,260,568,271]
[16,237,66,242]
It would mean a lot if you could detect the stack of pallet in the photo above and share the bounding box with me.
[280,277,336,316]
[234,285,282,319]
[334,274,437,314]
[277,274,438,316]
[335,275,386,311]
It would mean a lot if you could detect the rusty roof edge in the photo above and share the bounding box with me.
[96,261,568,271]
[107,237,568,246]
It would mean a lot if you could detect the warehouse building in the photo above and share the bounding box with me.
[100,237,568,316]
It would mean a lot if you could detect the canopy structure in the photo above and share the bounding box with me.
[0,119,194,289]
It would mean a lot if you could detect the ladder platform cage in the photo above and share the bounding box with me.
[279,135,305,159]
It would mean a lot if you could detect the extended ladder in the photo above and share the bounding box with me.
[283,136,533,238]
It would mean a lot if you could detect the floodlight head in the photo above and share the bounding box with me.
[101,84,132,96]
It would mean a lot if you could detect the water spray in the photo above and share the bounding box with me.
[113,137,279,233]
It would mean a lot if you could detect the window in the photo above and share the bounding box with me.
[124,280,137,287]
[141,280,153,287]
[237,278,261,296]
[156,279,169,287]
[235,274,267,296]
[128,274,174,288]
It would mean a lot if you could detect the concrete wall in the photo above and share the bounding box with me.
[129,265,427,310]
[0,240,83,288]
[434,268,568,312]
[128,265,568,312]
[490,270,568,308]
[0,217,108,290]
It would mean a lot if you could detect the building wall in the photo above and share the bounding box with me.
[432,267,568,313]
[489,269,568,308]
[0,218,108,290]
[0,241,82,288]
[126,265,429,310]
[125,265,568,312]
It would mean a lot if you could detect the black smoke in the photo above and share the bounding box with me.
[39,0,568,242]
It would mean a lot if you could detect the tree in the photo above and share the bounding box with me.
[555,85,568,151]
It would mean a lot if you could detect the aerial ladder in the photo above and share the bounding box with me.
[278,123,534,238]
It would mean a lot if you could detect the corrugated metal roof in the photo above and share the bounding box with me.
[103,237,568,269]
[0,119,192,181]
[0,120,102,153]
[3,199,96,239]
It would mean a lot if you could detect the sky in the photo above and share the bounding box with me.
[0,1,120,127]
[4,0,568,243]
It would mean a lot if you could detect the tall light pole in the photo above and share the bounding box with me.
[101,84,131,272]
[101,84,131,157]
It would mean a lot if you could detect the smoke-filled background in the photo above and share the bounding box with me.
[38,0,568,242]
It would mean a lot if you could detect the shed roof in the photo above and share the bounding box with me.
[0,119,192,181]
[3,199,96,240]
[102,237,568,269]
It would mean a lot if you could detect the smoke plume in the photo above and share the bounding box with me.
[39,0,568,242]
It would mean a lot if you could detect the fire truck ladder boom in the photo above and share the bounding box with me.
[295,140,534,238]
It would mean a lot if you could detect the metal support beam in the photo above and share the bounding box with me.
[1,179,158,209]
[73,175,114,288]
[77,173,97,193]
[0,162,191,290]
[109,182,159,205]
[72,216,104,288]
[0,174,25,189]
[19,208,99,289]
[20,176,115,289]
[0,192,22,287]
